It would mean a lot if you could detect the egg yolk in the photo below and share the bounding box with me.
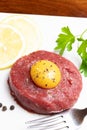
[30,60,61,89]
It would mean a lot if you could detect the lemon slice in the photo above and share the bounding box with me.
[0,24,25,70]
[1,15,42,55]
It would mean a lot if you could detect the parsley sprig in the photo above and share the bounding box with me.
[55,26,75,55]
[54,26,87,77]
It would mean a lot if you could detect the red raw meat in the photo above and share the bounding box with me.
[8,50,82,114]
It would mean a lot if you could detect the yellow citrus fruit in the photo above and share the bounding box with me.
[0,24,25,70]
[1,14,42,55]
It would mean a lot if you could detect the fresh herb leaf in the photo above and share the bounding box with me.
[77,39,87,62]
[54,26,75,55]
[54,26,87,77]
[79,61,87,77]
[77,39,87,76]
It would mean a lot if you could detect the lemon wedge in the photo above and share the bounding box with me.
[0,24,25,70]
[1,15,42,55]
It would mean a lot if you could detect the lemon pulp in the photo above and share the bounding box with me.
[0,24,25,70]
[30,60,61,89]
[0,14,42,70]
[1,15,42,55]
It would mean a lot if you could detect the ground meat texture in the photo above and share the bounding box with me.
[8,50,82,114]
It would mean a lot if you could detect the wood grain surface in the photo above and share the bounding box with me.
[0,0,87,17]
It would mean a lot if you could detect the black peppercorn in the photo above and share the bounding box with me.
[10,105,15,110]
[0,103,2,108]
[2,106,7,111]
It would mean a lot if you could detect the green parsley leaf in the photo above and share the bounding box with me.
[79,61,87,77]
[54,26,75,55]
[77,39,87,76]
[54,26,87,77]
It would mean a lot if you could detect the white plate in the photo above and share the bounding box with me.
[0,13,87,130]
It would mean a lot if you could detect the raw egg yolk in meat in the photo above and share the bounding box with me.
[30,60,61,89]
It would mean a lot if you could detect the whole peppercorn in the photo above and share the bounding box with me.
[10,105,15,110]
[0,103,2,108]
[2,106,7,111]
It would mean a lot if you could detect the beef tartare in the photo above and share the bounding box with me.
[8,50,82,114]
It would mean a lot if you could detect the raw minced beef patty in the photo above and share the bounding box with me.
[8,50,82,114]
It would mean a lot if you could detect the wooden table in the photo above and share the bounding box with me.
[0,0,87,17]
